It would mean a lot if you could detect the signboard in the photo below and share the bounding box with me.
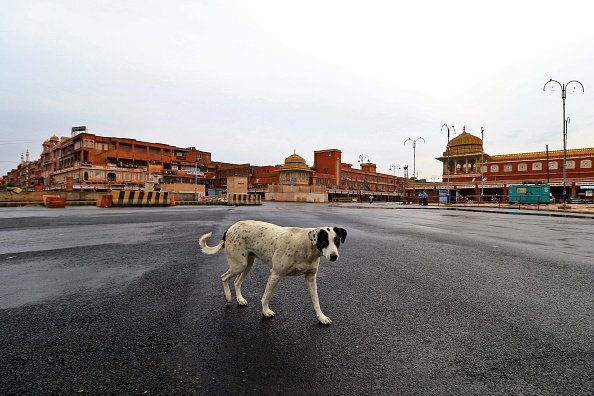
[71,126,87,136]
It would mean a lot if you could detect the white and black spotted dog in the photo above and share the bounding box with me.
[199,220,347,325]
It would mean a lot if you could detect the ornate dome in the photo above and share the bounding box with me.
[281,152,310,171]
[445,128,483,156]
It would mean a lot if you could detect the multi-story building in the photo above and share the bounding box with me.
[311,149,404,201]
[33,126,216,191]
[435,127,594,201]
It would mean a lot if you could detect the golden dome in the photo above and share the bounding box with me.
[284,153,306,165]
[445,129,483,156]
[281,152,311,171]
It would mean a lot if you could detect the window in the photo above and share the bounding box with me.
[549,161,558,170]
[566,161,575,169]
[504,164,513,172]
[490,165,499,172]
[518,163,527,171]
[532,162,542,171]
[581,160,592,169]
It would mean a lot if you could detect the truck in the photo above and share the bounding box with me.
[508,183,551,204]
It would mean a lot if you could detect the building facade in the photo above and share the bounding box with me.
[435,127,594,201]
[5,127,217,191]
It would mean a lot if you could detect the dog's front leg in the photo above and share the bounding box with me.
[305,272,332,325]
[261,272,281,318]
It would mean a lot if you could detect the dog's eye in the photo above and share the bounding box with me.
[321,241,329,247]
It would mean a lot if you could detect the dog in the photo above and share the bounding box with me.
[199,220,347,325]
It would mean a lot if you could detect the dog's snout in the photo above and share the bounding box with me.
[329,253,338,262]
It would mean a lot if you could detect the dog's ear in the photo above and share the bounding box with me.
[308,229,318,244]
[334,227,347,243]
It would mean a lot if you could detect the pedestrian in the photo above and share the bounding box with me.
[369,194,374,204]
[422,190,428,206]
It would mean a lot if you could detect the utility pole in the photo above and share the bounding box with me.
[543,78,584,206]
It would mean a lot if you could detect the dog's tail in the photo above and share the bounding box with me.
[199,231,225,255]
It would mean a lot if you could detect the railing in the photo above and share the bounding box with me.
[434,194,559,211]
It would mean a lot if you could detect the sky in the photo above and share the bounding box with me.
[2,0,594,180]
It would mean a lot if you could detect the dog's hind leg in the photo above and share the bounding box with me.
[220,270,235,303]
[220,254,250,303]
[233,255,255,306]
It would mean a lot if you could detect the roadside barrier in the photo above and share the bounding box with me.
[227,193,262,206]
[111,191,170,206]
[96,194,113,208]
[43,195,66,208]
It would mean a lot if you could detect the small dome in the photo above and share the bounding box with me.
[280,151,311,171]
[284,153,306,165]
[445,129,483,156]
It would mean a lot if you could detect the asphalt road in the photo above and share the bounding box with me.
[1,203,593,395]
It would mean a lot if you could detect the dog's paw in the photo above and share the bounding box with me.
[237,298,248,306]
[262,309,275,318]
[318,315,332,325]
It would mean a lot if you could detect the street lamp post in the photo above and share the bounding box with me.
[441,124,455,204]
[480,126,485,201]
[441,124,456,183]
[543,78,584,206]
[389,163,400,198]
[404,137,425,179]
[402,165,409,203]
[194,161,198,202]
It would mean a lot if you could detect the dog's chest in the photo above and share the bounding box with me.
[285,261,316,276]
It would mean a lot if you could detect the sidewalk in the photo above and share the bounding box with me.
[332,201,594,219]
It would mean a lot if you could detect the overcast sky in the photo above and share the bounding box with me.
[2,0,593,180]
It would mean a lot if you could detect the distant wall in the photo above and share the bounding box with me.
[0,191,100,202]
[265,192,328,203]
[0,190,202,203]
[160,183,206,195]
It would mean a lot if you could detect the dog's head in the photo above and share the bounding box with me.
[308,227,347,262]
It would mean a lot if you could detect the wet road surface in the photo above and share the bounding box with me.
[1,204,593,395]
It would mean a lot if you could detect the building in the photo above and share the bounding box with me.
[310,149,404,202]
[278,152,313,186]
[435,126,594,201]
[6,126,217,191]
[1,128,418,202]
